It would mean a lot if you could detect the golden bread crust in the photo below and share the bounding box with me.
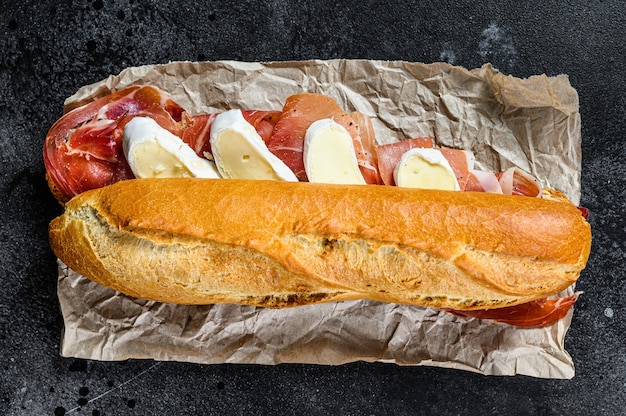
[48,178,591,309]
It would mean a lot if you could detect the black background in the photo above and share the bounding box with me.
[1,1,624,415]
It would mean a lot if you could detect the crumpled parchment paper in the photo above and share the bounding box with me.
[55,59,582,379]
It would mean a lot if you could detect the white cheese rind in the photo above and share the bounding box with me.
[210,109,297,181]
[393,148,460,190]
[303,119,366,185]
[123,117,220,179]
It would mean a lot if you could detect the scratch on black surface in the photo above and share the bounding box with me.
[65,362,162,414]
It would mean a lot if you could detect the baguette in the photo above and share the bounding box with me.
[48,177,591,310]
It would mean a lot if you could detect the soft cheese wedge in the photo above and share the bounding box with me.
[123,117,220,179]
[303,119,366,185]
[210,109,298,181]
[394,148,460,190]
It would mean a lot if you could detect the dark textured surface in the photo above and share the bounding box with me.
[1,0,625,414]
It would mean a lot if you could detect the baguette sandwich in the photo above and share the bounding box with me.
[44,85,591,327]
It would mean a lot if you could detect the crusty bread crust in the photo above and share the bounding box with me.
[48,178,591,309]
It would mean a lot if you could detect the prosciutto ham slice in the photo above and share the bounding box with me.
[497,167,542,198]
[376,137,502,192]
[43,86,185,202]
[445,293,580,327]
[266,93,380,183]
[375,138,544,197]
[375,137,434,186]
[346,111,381,184]
[180,110,280,159]
[44,86,282,202]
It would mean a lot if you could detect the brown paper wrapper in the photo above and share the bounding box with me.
[56,60,582,378]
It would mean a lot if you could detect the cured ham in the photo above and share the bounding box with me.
[376,137,496,191]
[497,167,542,197]
[180,113,218,157]
[348,111,382,184]
[43,86,185,202]
[445,293,580,327]
[47,86,541,200]
[374,138,545,196]
[44,86,282,202]
[375,137,434,186]
[266,93,380,183]
[180,110,280,159]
